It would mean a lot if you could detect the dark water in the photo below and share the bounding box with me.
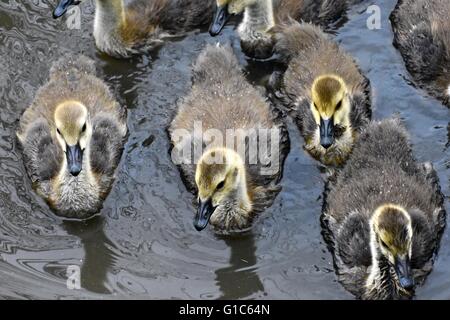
[0,0,448,299]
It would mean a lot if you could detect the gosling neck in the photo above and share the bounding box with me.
[242,0,275,32]
[94,0,126,38]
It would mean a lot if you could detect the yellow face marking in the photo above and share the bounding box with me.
[195,148,244,207]
[311,75,346,120]
[54,100,88,146]
[374,204,412,257]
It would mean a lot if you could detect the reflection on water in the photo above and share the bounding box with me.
[62,216,116,294]
[215,233,264,299]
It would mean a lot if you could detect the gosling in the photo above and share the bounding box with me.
[209,0,348,59]
[17,54,127,218]
[391,0,450,107]
[321,119,446,300]
[53,0,215,58]
[272,21,371,166]
[169,44,289,233]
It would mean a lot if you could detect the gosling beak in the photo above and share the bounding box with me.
[320,118,334,149]
[394,256,414,290]
[66,143,83,177]
[209,4,230,36]
[194,198,217,231]
[53,0,81,19]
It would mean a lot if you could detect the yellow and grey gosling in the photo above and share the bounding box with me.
[321,119,446,300]
[53,0,215,58]
[209,0,348,59]
[17,54,127,218]
[272,21,371,166]
[391,0,450,107]
[169,44,289,233]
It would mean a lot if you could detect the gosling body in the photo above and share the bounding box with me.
[322,119,446,299]
[272,21,371,166]
[17,55,127,218]
[209,0,349,59]
[169,44,289,232]
[54,0,215,58]
[391,0,450,107]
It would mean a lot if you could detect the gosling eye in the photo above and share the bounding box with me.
[81,123,86,133]
[313,102,319,110]
[216,180,225,191]
[335,100,342,111]
[56,128,61,135]
[380,239,389,250]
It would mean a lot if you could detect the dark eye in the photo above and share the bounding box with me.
[81,123,86,133]
[57,128,61,135]
[313,102,318,110]
[335,100,342,110]
[380,240,389,249]
[216,181,225,191]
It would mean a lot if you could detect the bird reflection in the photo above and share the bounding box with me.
[215,232,264,299]
[62,215,116,294]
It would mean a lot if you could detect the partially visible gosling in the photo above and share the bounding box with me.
[391,0,450,107]
[321,119,446,300]
[17,54,127,218]
[272,21,371,166]
[169,44,289,232]
[209,0,348,59]
[53,0,215,58]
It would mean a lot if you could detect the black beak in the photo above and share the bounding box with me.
[66,143,83,177]
[395,256,414,290]
[53,0,80,19]
[194,198,217,231]
[209,4,231,36]
[320,118,334,149]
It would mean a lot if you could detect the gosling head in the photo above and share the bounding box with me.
[54,101,91,177]
[194,148,249,231]
[311,75,350,150]
[370,204,414,291]
[210,0,258,36]
[53,0,81,19]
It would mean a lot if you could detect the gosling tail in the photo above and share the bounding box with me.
[272,20,328,65]
[192,43,241,86]
[49,53,96,78]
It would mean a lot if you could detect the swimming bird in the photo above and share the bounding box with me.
[271,21,371,166]
[53,0,215,58]
[169,44,289,233]
[390,0,450,107]
[209,0,348,59]
[321,119,446,300]
[17,54,127,218]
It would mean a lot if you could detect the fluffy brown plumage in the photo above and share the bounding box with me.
[169,44,289,233]
[53,0,215,58]
[391,0,450,107]
[321,119,446,299]
[17,54,127,218]
[271,21,371,166]
[209,0,349,59]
